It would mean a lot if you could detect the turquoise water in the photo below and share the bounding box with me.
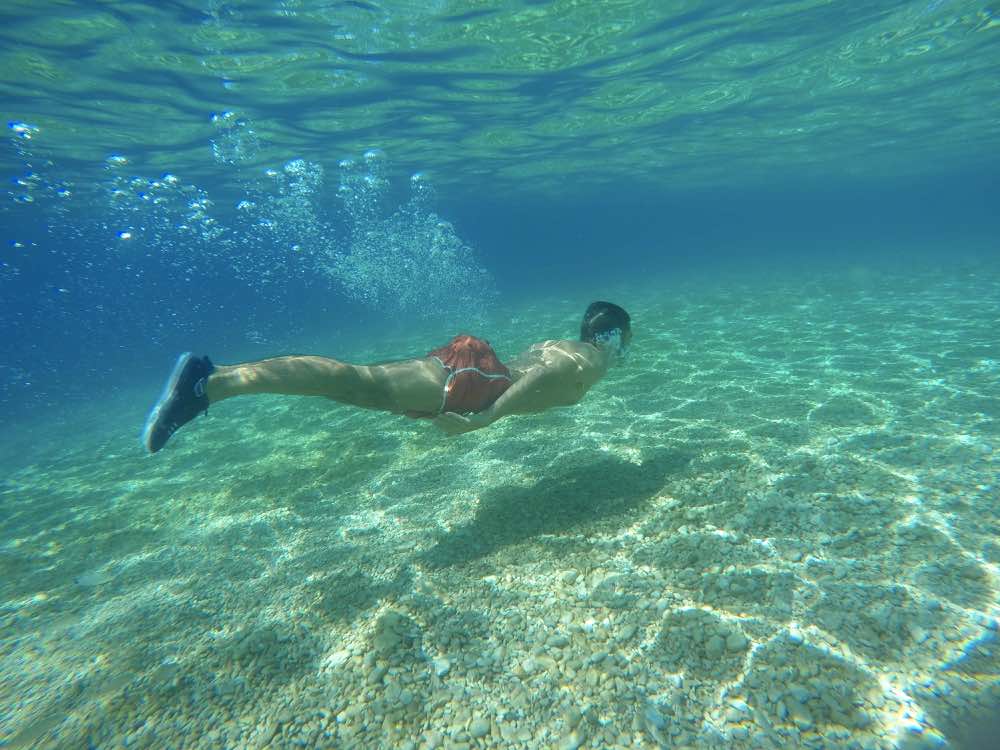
[2,1,999,749]
[4,266,999,749]
[1,0,998,194]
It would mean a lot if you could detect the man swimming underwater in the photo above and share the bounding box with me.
[142,301,632,452]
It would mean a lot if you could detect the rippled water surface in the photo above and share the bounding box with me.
[2,0,998,193]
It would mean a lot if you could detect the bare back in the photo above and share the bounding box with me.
[494,339,612,415]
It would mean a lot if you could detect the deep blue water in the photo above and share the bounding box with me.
[2,161,996,429]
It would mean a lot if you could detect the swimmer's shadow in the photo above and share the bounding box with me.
[418,449,688,569]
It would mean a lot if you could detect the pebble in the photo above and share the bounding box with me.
[706,635,725,659]
[557,729,586,750]
[326,649,350,668]
[726,632,748,652]
[788,684,810,703]
[433,658,451,677]
[470,717,490,738]
[373,630,401,655]
[644,702,668,730]
[728,699,750,715]
[561,570,579,584]
[589,650,609,665]
[618,624,638,642]
[788,701,814,731]
[535,655,557,671]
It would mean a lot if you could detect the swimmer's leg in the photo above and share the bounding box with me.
[208,355,443,411]
[143,353,443,453]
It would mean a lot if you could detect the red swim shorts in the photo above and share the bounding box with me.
[425,334,512,415]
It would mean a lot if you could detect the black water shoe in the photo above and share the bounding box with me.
[142,353,214,453]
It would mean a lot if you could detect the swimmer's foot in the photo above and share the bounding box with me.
[142,353,214,453]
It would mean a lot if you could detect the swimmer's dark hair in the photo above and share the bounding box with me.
[580,301,631,344]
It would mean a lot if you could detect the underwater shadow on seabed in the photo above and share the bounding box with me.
[418,449,691,569]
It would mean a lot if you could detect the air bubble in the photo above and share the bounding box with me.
[8,121,39,139]
[328,155,496,318]
[210,111,259,165]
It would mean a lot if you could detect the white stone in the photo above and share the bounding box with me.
[728,699,750,714]
[325,650,350,668]
[433,658,451,677]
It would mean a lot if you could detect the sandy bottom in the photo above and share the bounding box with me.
[2,262,998,750]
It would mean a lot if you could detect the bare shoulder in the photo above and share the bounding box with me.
[535,339,602,363]
[518,339,606,380]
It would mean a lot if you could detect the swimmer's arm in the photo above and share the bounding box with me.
[432,368,559,435]
[432,410,493,435]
